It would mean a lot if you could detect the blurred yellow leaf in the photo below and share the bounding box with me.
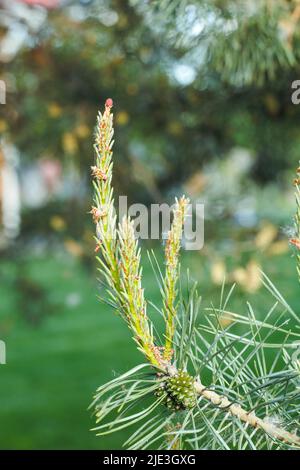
[255,223,277,250]
[62,132,78,155]
[48,103,62,118]
[232,260,261,293]
[130,158,161,201]
[263,94,280,115]
[64,239,84,257]
[82,228,94,243]
[184,171,206,196]
[126,83,138,95]
[116,111,129,126]
[219,312,235,328]
[211,260,226,285]
[232,267,247,286]
[0,120,7,133]
[50,215,66,232]
[279,5,300,44]
[280,19,295,40]
[267,240,289,256]
[246,260,262,293]
[118,13,128,28]
[167,121,183,136]
[110,55,124,67]
[75,124,90,139]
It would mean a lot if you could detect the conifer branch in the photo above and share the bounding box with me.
[162,197,189,362]
[134,0,298,86]
[92,99,120,294]
[90,100,300,450]
[118,216,163,366]
[165,365,300,448]
[290,165,300,283]
[91,99,161,367]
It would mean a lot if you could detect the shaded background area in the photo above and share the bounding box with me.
[0,0,300,449]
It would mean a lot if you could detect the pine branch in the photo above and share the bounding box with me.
[133,0,298,86]
[290,165,300,282]
[91,99,161,367]
[162,197,189,362]
[165,364,300,448]
[118,216,163,366]
[92,99,120,294]
[90,100,300,450]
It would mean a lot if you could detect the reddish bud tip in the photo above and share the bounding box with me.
[290,238,300,250]
[105,98,113,108]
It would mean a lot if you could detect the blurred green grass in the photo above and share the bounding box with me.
[0,245,298,449]
[0,252,141,449]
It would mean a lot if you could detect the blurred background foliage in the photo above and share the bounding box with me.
[0,0,300,450]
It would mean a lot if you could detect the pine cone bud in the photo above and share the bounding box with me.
[155,370,197,411]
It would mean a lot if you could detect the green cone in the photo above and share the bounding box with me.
[155,370,197,411]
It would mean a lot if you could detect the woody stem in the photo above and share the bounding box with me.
[165,364,300,447]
